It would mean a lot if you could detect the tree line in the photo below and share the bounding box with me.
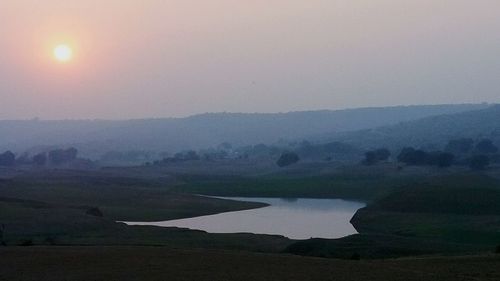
[0,148,78,167]
[363,138,499,170]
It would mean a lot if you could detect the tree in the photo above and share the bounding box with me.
[363,148,391,165]
[363,151,378,165]
[397,147,428,165]
[0,151,15,167]
[32,152,47,166]
[468,155,490,170]
[15,153,32,165]
[185,150,200,160]
[445,138,474,154]
[374,148,391,161]
[475,139,498,154]
[436,152,455,168]
[48,148,78,165]
[276,152,300,167]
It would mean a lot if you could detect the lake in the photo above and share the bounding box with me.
[124,197,365,240]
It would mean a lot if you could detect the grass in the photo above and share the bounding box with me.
[2,166,500,260]
[171,173,399,202]
[1,246,500,281]
[0,177,266,222]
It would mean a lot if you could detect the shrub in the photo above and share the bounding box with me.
[86,207,104,217]
[350,253,361,260]
[19,239,34,246]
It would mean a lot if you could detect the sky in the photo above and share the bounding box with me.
[1,0,500,119]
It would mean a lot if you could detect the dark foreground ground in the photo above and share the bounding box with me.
[1,246,499,281]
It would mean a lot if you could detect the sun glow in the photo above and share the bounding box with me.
[53,44,73,62]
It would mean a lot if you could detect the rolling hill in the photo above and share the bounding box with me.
[0,104,489,158]
[330,104,500,150]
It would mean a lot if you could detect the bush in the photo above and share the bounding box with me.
[86,207,104,217]
[19,239,34,246]
[350,252,361,260]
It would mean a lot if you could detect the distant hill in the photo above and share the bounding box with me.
[0,104,489,158]
[331,104,500,150]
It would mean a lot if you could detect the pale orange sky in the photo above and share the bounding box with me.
[1,0,500,119]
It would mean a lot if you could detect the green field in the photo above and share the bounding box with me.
[1,164,500,266]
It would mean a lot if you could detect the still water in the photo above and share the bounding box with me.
[125,197,365,240]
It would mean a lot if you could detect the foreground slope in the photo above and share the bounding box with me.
[0,247,499,281]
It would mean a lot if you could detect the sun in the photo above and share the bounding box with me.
[53,44,73,63]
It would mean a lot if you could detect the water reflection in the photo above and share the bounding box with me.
[125,197,365,240]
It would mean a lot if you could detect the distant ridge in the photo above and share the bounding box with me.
[0,104,490,158]
[331,104,500,150]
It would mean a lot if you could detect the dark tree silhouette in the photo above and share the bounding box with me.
[374,148,391,161]
[15,153,32,165]
[475,139,498,154]
[397,147,428,165]
[86,207,104,217]
[363,148,391,165]
[185,150,200,160]
[469,155,490,170]
[0,151,15,167]
[33,152,47,166]
[48,148,78,165]
[277,152,300,167]
[445,138,474,154]
[363,151,378,165]
[436,152,455,167]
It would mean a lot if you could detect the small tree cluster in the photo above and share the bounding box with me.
[48,148,78,165]
[445,138,474,154]
[397,148,454,167]
[33,152,47,166]
[277,152,300,167]
[468,155,490,170]
[363,148,390,165]
[475,139,499,154]
[445,138,499,155]
[0,151,15,167]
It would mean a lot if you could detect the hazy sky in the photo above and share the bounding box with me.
[1,0,500,119]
